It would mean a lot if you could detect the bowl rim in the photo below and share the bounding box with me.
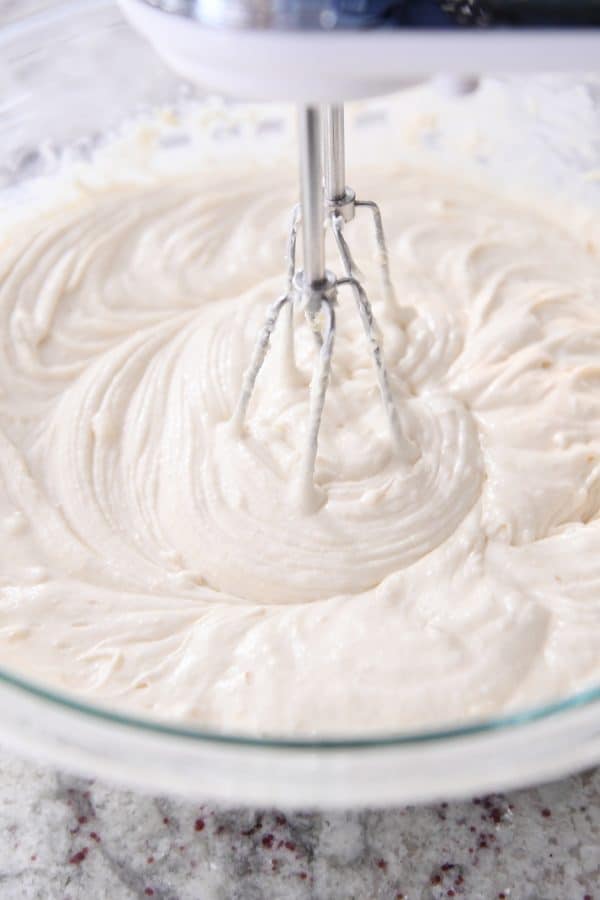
[2,663,600,750]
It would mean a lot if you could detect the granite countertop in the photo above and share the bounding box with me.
[0,749,596,900]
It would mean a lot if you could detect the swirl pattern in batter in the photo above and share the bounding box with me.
[0,157,600,735]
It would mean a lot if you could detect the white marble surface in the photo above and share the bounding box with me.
[0,749,597,899]
[0,0,62,23]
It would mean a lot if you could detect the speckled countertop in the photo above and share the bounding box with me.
[0,749,596,900]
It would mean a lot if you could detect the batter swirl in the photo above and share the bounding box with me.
[0,159,599,735]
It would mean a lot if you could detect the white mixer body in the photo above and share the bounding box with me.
[119,0,600,101]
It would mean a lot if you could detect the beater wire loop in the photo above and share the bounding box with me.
[355,199,396,309]
[296,299,336,512]
[230,292,291,434]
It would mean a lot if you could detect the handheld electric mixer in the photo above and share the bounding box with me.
[119,0,600,507]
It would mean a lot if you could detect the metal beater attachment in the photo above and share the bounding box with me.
[231,104,418,512]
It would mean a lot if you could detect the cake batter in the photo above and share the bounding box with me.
[0,152,599,735]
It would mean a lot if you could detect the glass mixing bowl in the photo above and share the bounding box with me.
[1,0,600,807]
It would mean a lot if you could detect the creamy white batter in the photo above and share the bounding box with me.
[1,147,600,736]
